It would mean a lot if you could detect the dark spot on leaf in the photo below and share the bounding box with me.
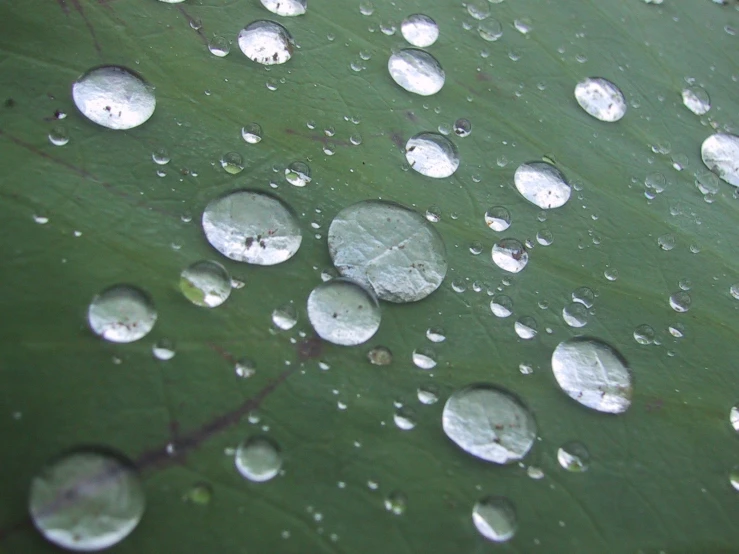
[5,98,15,108]
[297,336,322,361]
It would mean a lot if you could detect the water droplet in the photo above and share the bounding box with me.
[536,229,553,246]
[572,287,595,308]
[478,18,503,41]
[48,125,69,146]
[490,295,513,318]
[701,133,739,187]
[241,123,263,144]
[285,161,312,187]
[387,49,445,96]
[557,441,590,472]
[400,14,439,47]
[359,1,374,15]
[208,35,230,57]
[426,326,446,342]
[551,337,633,414]
[658,234,676,251]
[202,190,302,265]
[260,0,306,16]
[604,267,619,281]
[238,20,295,65]
[730,284,739,300]
[152,338,176,361]
[425,206,441,223]
[235,358,256,378]
[180,260,232,308]
[384,491,407,515]
[562,303,588,327]
[220,152,244,175]
[681,86,710,115]
[405,132,459,178]
[514,162,571,209]
[88,284,157,343]
[514,316,537,340]
[394,406,416,430]
[669,291,691,313]
[574,77,627,122]
[730,466,739,491]
[527,465,544,479]
[72,66,155,130]
[234,436,282,482]
[29,448,145,551]
[467,0,490,20]
[367,345,393,365]
[307,278,381,346]
[633,324,655,345]
[484,206,511,231]
[328,200,447,302]
[417,384,439,405]
[412,348,437,370]
[272,303,298,330]
[183,482,213,505]
[472,496,517,542]
[514,18,533,35]
[442,384,536,464]
[152,148,170,165]
[492,238,528,273]
[453,118,471,137]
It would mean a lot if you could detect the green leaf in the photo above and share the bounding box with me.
[1,0,738,552]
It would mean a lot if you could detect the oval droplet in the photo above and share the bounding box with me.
[180,260,232,308]
[682,86,711,115]
[557,441,590,472]
[405,132,459,178]
[234,436,282,482]
[574,77,626,122]
[260,0,306,16]
[307,278,381,346]
[514,161,571,209]
[88,284,157,343]
[484,206,511,231]
[238,20,295,65]
[387,49,445,96]
[701,133,739,187]
[400,14,439,47]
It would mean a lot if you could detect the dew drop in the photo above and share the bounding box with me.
[400,14,439,47]
[285,161,312,187]
[393,406,416,430]
[425,206,441,223]
[633,324,655,345]
[412,348,437,370]
[307,278,381,346]
[574,77,627,122]
[208,35,231,57]
[272,303,298,330]
[426,326,446,343]
[387,49,445,96]
[453,118,472,137]
[417,384,439,405]
[88,284,157,343]
[180,260,231,308]
[238,20,295,65]
[514,316,537,340]
[669,291,691,313]
[467,0,490,20]
[478,18,503,41]
[260,0,306,16]
[405,132,459,178]
[557,441,590,472]
[681,86,711,115]
[48,125,69,146]
[220,152,244,175]
[472,496,517,543]
[657,234,676,251]
[235,358,256,378]
[562,302,588,328]
[492,238,528,273]
[234,436,282,482]
[701,133,739,187]
[384,491,408,515]
[241,123,263,144]
[490,295,513,318]
[152,338,176,361]
[152,148,170,165]
[514,161,571,209]
[484,206,511,231]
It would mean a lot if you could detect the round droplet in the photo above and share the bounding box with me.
[551,337,633,414]
[574,77,626,122]
[400,14,438,47]
[417,384,439,405]
[681,86,711,115]
[234,436,282,482]
[220,152,244,175]
[285,161,312,187]
[701,133,739,187]
[514,162,571,209]
[208,35,231,57]
[272,303,297,330]
[241,123,263,144]
[29,448,145,551]
[669,291,691,313]
[467,0,490,20]
[393,406,416,430]
[72,66,155,130]
[514,17,533,35]
[658,234,676,251]
[562,302,588,328]
[472,496,517,543]
[405,132,459,178]
[180,260,232,308]
[485,206,511,231]
[152,148,170,165]
[478,18,503,41]
[235,358,256,378]
[328,200,447,303]
[367,345,393,365]
[514,316,537,340]
[384,491,408,515]
[633,324,655,345]
[152,338,176,361]
[426,326,446,342]
[238,20,295,65]
[412,348,437,370]
[442,384,537,464]
[387,49,445,96]
[202,190,302,265]
[48,125,69,146]
[572,286,595,308]
[490,295,513,318]
[307,278,381,346]
[260,0,306,16]
[557,441,590,472]
[453,118,471,137]
[88,284,157,343]
[492,238,528,273]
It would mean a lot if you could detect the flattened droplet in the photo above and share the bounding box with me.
[328,200,447,303]
[88,284,157,343]
[574,77,626,122]
[442,384,537,464]
[238,20,295,65]
[202,190,302,265]
[682,86,711,115]
[551,337,633,414]
[405,132,459,178]
[514,161,571,209]
[72,66,155,130]
[307,278,381,346]
[701,133,739,187]
[401,14,439,47]
[260,0,306,16]
[388,49,445,96]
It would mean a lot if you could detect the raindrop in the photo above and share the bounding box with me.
[72,65,155,130]
[202,190,302,265]
[527,466,544,479]
[152,338,176,361]
[88,284,157,343]
[328,200,447,302]
[241,123,263,144]
[669,291,691,312]
[235,358,256,378]
[472,496,517,543]
[658,234,676,251]
[234,436,282,482]
[490,295,513,318]
[514,18,533,35]
[272,303,298,330]
[469,241,483,255]
[514,316,537,340]
[557,441,590,472]
[551,337,633,414]
[152,148,170,165]
[453,118,471,137]
[307,278,381,346]
[384,491,407,515]
[359,1,374,16]
[405,132,459,178]
[220,152,244,175]
[562,303,588,327]
[485,206,511,231]
[681,86,710,115]
[180,260,232,308]
[574,77,627,122]
[604,267,619,281]
[730,405,739,432]
[260,0,306,16]
[48,125,69,146]
[536,229,553,246]
[633,324,655,345]
[478,18,503,41]
[208,35,231,57]
[238,20,295,65]
[730,284,739,300]
[492,238,528,273]
[701,133,739,187]
[29,448,145,551]
[393,406,416,430]
[730,466,739,491]
[367,345,393,365]
[467,0,490,20]
[387,49,445,96]
[417,384,439,405]
[400,14,439,47]
[514,161,571,209]
[426,327,446,342]
[285,161,312,187]
[442,384,537,464]
[412,348,437,370]
[425,206,442,223]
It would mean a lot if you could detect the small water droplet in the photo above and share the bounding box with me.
[472,496,517,543]
[401,14,438,47]
[485,206,511,231]
[574,77,627,122]
[285,161,312,187]
[417,384,439,405]
[48,125,69,146]
[562,303,588,327]
[208,34,231,57]
[152,338,176,361]
[412,348,437,370]
[557,441,590,472]
[180,260,232,308]
[220,152,244,174]
[241,123,263,144]
[393,406,416,430]
[478,18,503,41]
[426,326,446,343]
[681,86,711,115]
[701,133,739,187]
[88,285,157,343]
[234,436,282,482]
[405,132,459,178]
[633,324,656,345]
[260,0,306,16]
[384,491,407,514]
[669,291,691,313]
[272,303,298,330]
[514,162,571,209]
[490,295,513,318]
[514,316,537,340]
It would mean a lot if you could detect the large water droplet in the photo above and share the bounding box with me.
[260,0,306,16]
[328,200,447,303]
[387,49,445,96]
[202,190,302,265]
[72,66,155,130]
[574,77,627,122]
[235,436,282,482]
[307,278,381,345]
[514,161,571,209]
[557,441,590,472]
[551,337,633,414]
[88,284,157,343]
[484,206,511,231]
[442,384,537,464]
[701,133,739,187]
[682,86,711,115]
[405,132,459,178]
[400,14,439,47]
[562,302,588,328]
[472,496,517,543]
[29,449,145,551]
[492,238,528,273]
[238,20,295,65]
[180,260,232,308]
[490,294,513,317]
